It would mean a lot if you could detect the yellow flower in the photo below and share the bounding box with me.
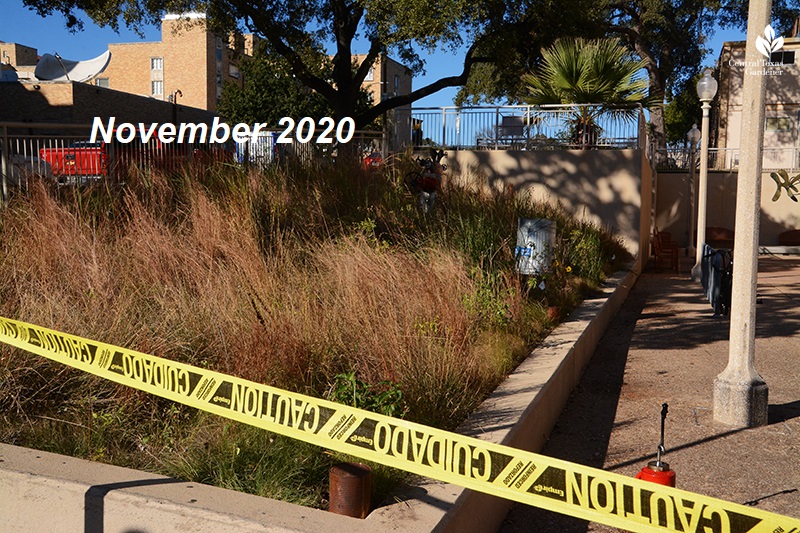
[566,266,572,273]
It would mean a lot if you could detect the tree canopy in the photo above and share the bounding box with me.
[456,0,800,148]
[23,0,800,140]
[453,0,606,105]
[605,0,800,149]
[25,0,602,128]
[217,42,371,126]
[663,71,704,146]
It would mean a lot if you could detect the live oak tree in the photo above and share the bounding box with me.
[454,0,607,105]
[217,42,372,126]
[607,0,800,151]
[605,0,718,152]
[454,0,800,151]
[23,0,597,129]
[663,71,704,146]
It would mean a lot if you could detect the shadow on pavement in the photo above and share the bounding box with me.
[498,271,649,533]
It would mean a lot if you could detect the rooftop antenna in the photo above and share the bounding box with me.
[53,52,70,81]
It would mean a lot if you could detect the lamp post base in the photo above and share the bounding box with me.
[713,374,768,428]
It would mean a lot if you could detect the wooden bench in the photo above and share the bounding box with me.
[706,227,734,250]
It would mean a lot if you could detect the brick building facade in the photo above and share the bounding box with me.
[2,13,413,146]
[356,54,413,148]
[0,42,38,70]
[99,13,252,112]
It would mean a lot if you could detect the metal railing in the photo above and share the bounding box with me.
[654,147,800,172]
[398,104,646,150]
[1,122,385,205]
[0,122,207,191]
[234,130,384,171]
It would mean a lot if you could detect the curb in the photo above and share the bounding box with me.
[364,266,640,532]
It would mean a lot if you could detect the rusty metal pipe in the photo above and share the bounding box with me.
[328,462,372,518]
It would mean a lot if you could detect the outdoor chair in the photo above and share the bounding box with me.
[653,227,680,272]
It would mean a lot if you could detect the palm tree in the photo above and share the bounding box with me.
[523,38,650,148]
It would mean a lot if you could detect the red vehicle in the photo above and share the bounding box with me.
[363,151,383,171]
[39,139,233,183]
[39,141,108,183]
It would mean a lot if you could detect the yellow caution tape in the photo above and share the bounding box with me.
[0,315,797,533]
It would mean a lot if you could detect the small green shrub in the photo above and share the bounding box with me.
[326,370,406,419]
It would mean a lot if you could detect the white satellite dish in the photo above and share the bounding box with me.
[34,50,111,83]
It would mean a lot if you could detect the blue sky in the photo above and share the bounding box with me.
[1,3,746,108]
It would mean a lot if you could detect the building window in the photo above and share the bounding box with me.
[365,67,374,81]
[95,77,109,88]
[770,50,795,64]
[151,57,163,71]
[765,116,792,131]
[151,80,163,96]
[394,74,399,91]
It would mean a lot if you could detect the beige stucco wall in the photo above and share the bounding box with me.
[445,149,650,263]
[655,170,800,247]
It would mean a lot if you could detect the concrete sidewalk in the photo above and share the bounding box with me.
[500,254,800,532]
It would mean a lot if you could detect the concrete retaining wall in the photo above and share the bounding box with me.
[365,267,639,533]
[0,264,639,533]
[445,149,651,261]
[655,170,800,247]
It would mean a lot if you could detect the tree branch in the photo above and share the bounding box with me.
[355,42,491,127]
[239,6,338,102]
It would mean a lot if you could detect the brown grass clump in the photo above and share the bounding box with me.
[0,160,626,503]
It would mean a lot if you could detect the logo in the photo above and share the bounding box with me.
[728,24,787,76]
[756,25,784,59]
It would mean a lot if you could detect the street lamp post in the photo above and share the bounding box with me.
[686,124,701,255]
[713,0,770,428]
[691,69,719,281]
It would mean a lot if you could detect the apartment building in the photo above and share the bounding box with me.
[715,35,800,170]
[3,15,413,145]
[0,41,38,71]
[356,53,413,148]
[356,54,412,105]
[1,14,252,113]
[0,41,40,82]
[98,13,254,112]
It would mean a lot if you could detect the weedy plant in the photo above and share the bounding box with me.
[0,154,627,508]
